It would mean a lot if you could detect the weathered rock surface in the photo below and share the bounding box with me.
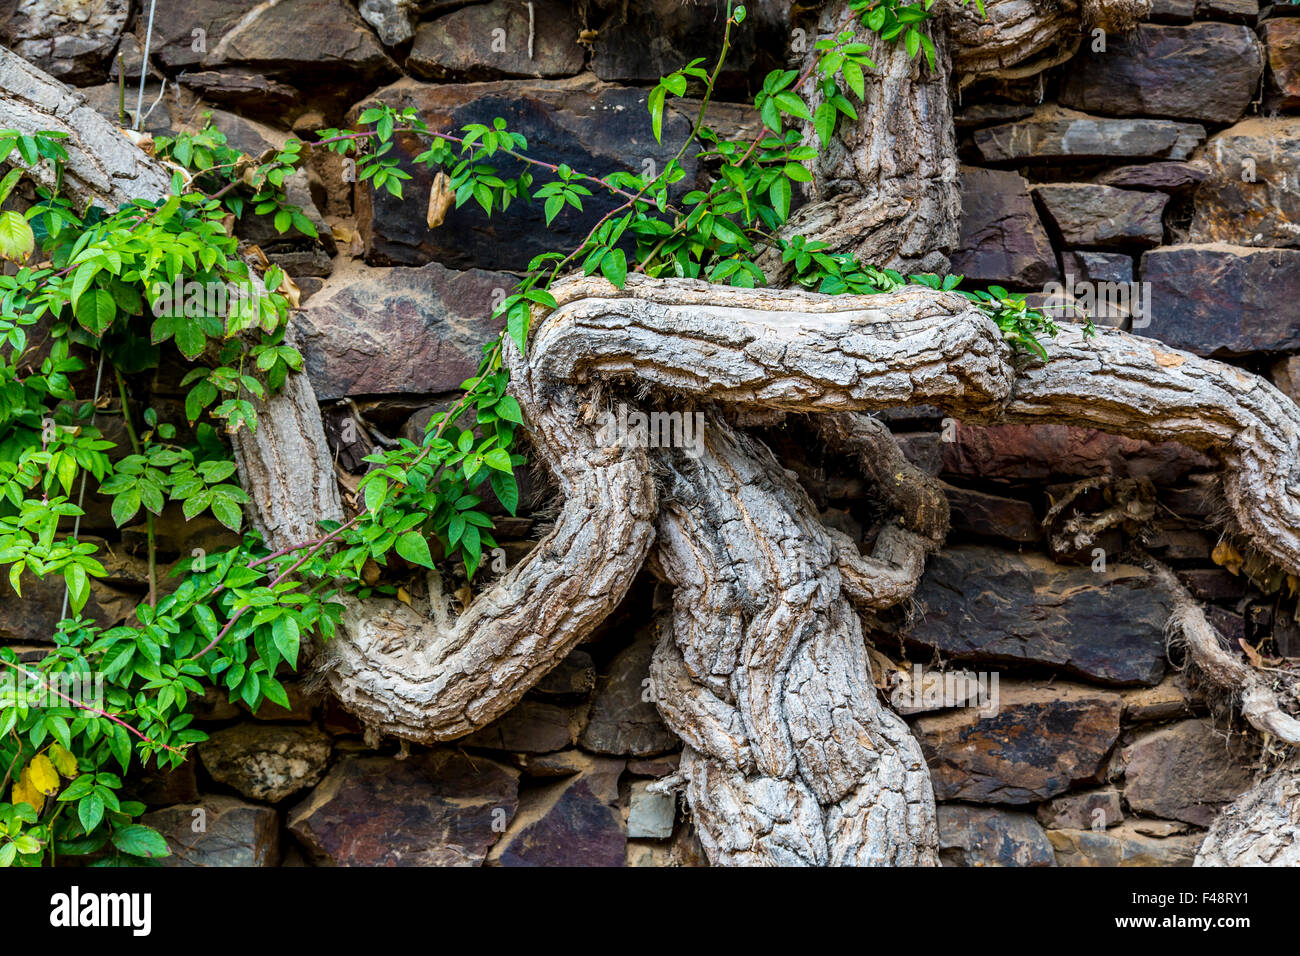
[1121,720,1258,826]
[198,724,332,803]
[950,167,1059,286]
[588,0,788,87]
[913,682,1124,804]
[1048,823,1202,866]
[529,649,595,698]
[1032,184,1168,249]
[487,754,626,866]
[1141,244,1300,356]
[143,795,280,866]
[354,77,695,270]
[1190,119,1300,249]
[1059,250,1134,286]
[407,0,585,80]
[1058,24,1263,125]
[289,751,519,865]
[579,625,678,757]
[974,107,1205,163]
[628,780,676,839]
[1036,789,1124,830]
[941,422,1214,485]
[1095,162,1207,193]
[937,805,1056,866]
[294,260,510,401]
[149,0,397,79]
[903,546,1173,686]
[942,483,1041,543]
[1263,18,1300,110]
[463,699,587,753]
[3,0,127,85]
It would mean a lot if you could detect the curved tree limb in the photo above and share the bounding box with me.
[0,44,171,208]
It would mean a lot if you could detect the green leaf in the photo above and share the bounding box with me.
[271,615,300,669]
[600,247,628,288]
[490,470,519,515]
[770,177,792,220]
[0,210,34,264]
[210,494,243,532]
[364,475,388,513]
[74,289,117,335]
[78,792,105,833]
[0,167,24,206]
[648,85,667,143]
[111,824,170,859]
[395,531,434,569]
[110,488,141,527]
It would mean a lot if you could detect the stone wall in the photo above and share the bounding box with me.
[3,0,1298,866]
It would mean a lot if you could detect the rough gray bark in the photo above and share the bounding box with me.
[0,44,171,208]
[1196,760,1300,866]
[231,330,346,549]
[774,10,959,275]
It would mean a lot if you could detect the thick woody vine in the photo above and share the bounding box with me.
[0,0,1293,866]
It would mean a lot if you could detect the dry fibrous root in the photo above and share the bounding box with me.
[234,272,1300,865]
[1041,475,1156,562]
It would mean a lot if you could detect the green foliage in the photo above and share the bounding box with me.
[0,0,1078,867]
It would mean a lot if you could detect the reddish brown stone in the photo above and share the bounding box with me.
[487,754,626,866]
[912,681,1124,804]
[1121,720,1258,826]
[1263,18,1300,109]
[941,422,1213,484]
[289,751,519,866]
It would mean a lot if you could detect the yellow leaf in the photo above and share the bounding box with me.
[28,754,60,796]
[1212,539,1243,576]
[11,769,41,811]
[396,587,412,606]
[48,743,78,778]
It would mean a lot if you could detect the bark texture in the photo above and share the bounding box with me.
[1196,760,1300,866]
[775,9,959,275]
[0,44,170,208]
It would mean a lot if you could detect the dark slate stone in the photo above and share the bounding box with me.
[950,166,1059,286]
[1058,24,1263,126]
[1189,119,1300,249]
[294,261,512,401]
[488,754,627,866]
[1263,19,1300,110]
[902,545,1173,686]
[288,751,519,866]
[1141,244,1300,356]
[1121,720,1258,826]
[974,108,1206,163]
[937,805,1056,866]
[1094,161,1207,193]
[580,623,678,756]
[143,795,280,866]
[942,483,1041,544]
[407,0,585,80]
[913,682,1124,804]
[1032,184,1167,249]
[354,79,697,270]
[1060,250,1134,285]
